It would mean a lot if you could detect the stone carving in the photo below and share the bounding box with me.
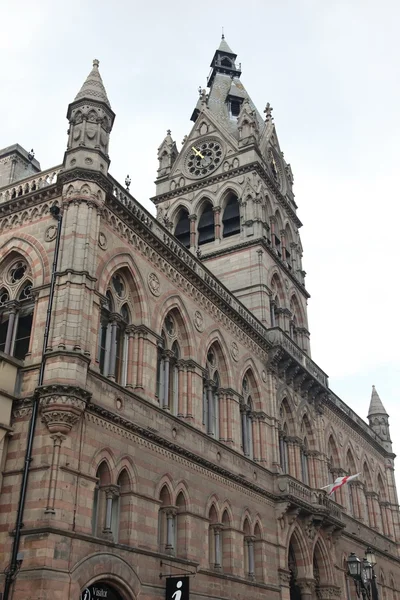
[38,384,92,434]
[230,341,239,361]
[193,310,204,332]
[148,272,161,296]
[98,231,107,250]
[262,370,267,383]
[45,225,57,242]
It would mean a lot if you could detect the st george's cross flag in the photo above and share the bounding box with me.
[321,473,361,496]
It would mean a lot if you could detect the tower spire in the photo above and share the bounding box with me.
[74,59,111,108]
[367,385,392,451]
[368,385,388,417]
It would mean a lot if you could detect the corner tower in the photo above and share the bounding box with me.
[153,37,311,354]
[49,60,115,383]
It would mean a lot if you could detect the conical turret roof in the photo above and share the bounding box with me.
[368,385,388,417]
[218,34,234,54]
[74,59,111,108]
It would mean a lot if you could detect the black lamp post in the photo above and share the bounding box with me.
[347,550,379,600]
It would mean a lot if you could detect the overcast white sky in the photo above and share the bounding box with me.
[1,0,399,471]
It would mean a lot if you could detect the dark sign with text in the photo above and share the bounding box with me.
[81,583,123,600]
[165,576,189,600]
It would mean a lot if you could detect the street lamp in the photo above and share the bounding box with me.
[347,550,379,600]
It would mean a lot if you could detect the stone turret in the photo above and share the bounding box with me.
[368,385,392,452]
[63,59,115,182]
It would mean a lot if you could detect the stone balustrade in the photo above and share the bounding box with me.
[0,167,62,204]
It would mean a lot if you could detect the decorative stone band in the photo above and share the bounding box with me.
[37,384,92,435]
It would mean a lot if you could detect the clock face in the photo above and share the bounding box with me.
[185,139,224,178]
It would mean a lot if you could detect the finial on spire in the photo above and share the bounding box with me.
[93,59,99,68]
[167,129,171,135]
[222,27,224,39]
[264,102,273,121]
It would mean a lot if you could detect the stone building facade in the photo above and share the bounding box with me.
[0,38,399,600]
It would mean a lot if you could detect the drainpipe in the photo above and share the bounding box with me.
[3,205,62,600]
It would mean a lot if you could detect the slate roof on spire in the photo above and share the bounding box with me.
[74,59,111,108]
[218,34,234,54]
[368,385,388,417]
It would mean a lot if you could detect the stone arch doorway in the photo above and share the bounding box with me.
[288,543,302,600]
[80,581,125,600]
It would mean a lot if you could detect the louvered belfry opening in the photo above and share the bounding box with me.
[198,201,215,245]
[174,208,191,248]
[222,193,240,238]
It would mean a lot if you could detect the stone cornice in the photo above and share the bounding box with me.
[87,400,277,503]
[58,167,112,194]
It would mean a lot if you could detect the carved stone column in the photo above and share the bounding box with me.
[165,506,177,555]
[211,523,223,570]
[245,535,256,580]
[297,578,315,600]
[189,214,197,251]
[135,327,147,390]
[102,484,119,540]
[213,206,222,241]
[39,384,91,515]
[4,301,18,355]
[278,569,291,600]
[177,361,185,416]
[125,326,135,388]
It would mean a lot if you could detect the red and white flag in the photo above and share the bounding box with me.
[321,473,361,496]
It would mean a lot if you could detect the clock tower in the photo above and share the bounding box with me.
[152,36,311,354]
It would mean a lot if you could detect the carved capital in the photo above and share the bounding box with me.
[38,384,91,434]
[278,568,291,586]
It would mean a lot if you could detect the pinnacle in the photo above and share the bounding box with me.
[74,59,111,108]
[368,385,388,417]
[218,34,234,54]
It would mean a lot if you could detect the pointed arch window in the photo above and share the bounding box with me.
[198,201,215,245]
[222,193,240,238]
[92,462,119,541]
[98,287,131,385]
[157,315,181,415]
[0,259,34,360]
[159,485,175,555]
[301,437,309,486]
[203,348,220,438]
[279,422,289,474]
[174,208,190,248]
[241,376,254,459]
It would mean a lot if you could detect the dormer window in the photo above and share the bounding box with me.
[230,99,241,118]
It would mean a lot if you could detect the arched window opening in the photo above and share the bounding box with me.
[198,201,215,246]
[159,485,175,555]
[203,347,220,438]
[346,450,357,517]
[288,543,302,600]
[0,258,34,360]
[174,209,191,248]
[279,403,290,474]
[301,437,309,486]
[208,505,220,570]
[243,518,255,580]
[279,422,289,474]
[241,376,254,459]
[157,315,181,414]
[222,193,240,238]
[98,280,132,385]
[221,509,231,573]
[378,474,389,535]
[254,523,263,581]
[176,492,187,557]
[92,461,118,541]
[221,57,232,68]
[117,469,130,545]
